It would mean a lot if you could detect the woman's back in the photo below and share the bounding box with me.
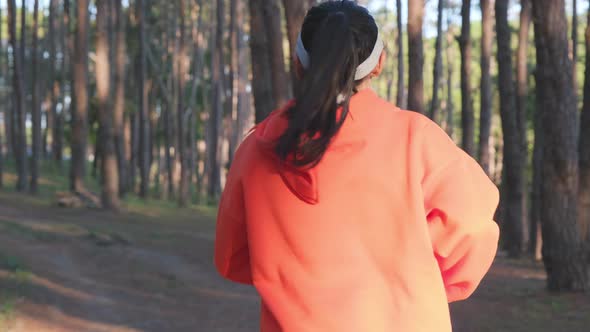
[215,89,499,332]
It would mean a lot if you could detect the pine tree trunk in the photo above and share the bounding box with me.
[579,6,590,259]
[46,0,59,161]
[517,0,536,257]
[532,0,589,291]
[479,0,493,176]
[113,0,127,196]
[177,0,189,207]
[208,0,224,198]
[70,0,89,193]
[30,0,41,194]
[445,11,454,139]
[263,0,290,108]
[458,0,475,156]
[496,0,524,258]
[3,2,12,161]
[235,0,253,153]
[396,0,406,108]
[96,0,120,210]
[430,0,444,121]
[56,0,70,168]
[249,0,275,122]
[8,0,27,192]
[129,111,139,192]
[407,0,424,114]
[229,0,239,162]
[572,0,578,101]
[137,0,150,198]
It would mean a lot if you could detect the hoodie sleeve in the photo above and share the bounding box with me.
[419,119,500,303]
[214,165,252,285]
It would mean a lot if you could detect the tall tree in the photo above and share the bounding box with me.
[2,4,12,160]
[8,0,27,191]
[479,0,493,175]
[19,0,24,70]
[177,0,190,207]
[30,0,41,194]
[70,0,89,193]
[396,0,405,108]
[208,0,224,197]
[532,0,589,291]
[407,0,425,114]
[517,0,539,258]
[57,0,72,169]
[263,0,290,108]
[572,0,578,98]
[496,0,524,258]
[47,0,59,163]
[249,0,275,122]
[96,0,120,210]
[283,0,311,93]
[430,0,444,121]
[445,12,455,138]
[113,0,127,195]
[458,0,475,156]
[579,5,590,257]
[137,0,150,198]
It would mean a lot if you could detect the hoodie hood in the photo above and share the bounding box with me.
[255,91,371,205]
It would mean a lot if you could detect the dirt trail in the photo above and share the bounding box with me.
[0,197,589,332]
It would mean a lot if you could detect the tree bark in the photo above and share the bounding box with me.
[30,0,41,194]
[3,2,12,160]
[208,0,224,198]
[70,0,89,193]
[430,0,444,121]
[496,0,524,258]
[479,0,493,176]
[46,0,59,161]
[96,0,120,210]
[137,0,150,198]
[579,6,590,258]
[8,0,27,192]
[177,0,190,207]
[532,0,589,291]
[57,0,71,169]
[249,0,275,123]
[516,0,537,257]
[458,0,475,156]
[407,0,424,114]
[572,0,578,101]
[263,0,290,108]
[229,0,239,162]
[396,0,406,108]
[232,0,253,159]
[113,0,128,196]
[445,12,454,138]
[282,0,310,94]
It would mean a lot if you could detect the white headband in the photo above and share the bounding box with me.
[296,29,384,81]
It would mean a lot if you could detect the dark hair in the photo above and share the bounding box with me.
[275,0,379,167]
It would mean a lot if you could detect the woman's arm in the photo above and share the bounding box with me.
[420,120,500,303]
[214,168,252,285]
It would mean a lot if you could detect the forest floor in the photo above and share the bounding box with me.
[0,180,589,331]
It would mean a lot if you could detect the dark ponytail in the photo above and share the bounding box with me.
[276,1,378,167]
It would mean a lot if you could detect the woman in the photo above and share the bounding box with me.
[215,1,499,331]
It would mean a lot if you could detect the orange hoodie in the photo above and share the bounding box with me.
[215,89,499,332]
